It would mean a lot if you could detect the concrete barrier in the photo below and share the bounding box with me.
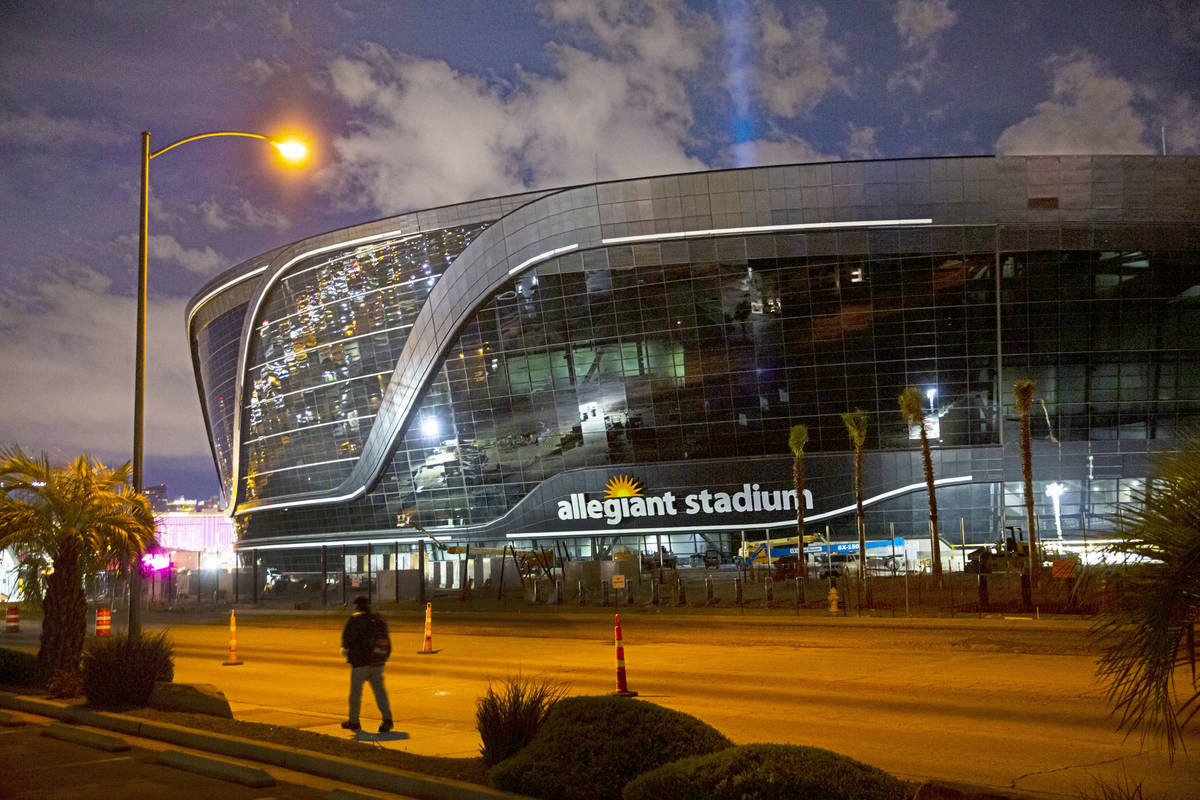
[41,722,131,752]
[156,749,275,787]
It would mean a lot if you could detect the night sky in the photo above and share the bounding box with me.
[1,1,1197,504]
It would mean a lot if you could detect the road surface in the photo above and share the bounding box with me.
[12,606,1200,797]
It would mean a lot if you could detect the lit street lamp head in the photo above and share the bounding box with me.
[271,137,309,163]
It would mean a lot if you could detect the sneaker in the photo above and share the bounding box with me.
[378,719,393,733]
[341,720,361,731]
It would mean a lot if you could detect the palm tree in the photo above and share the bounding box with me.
[1092,437,1200,762]
[898,387,941,582]
[1013,379,1038,574]
[788,425,809,576]
[0,446,156,679]
[841,409,869,608]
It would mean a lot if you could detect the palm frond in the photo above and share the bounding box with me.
[1093,438,1200,761]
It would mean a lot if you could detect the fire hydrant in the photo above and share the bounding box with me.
[828,586,839,615]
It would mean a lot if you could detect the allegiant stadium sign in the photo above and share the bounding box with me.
[556,475,813,527]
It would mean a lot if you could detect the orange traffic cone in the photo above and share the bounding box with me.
[222,609,243,665]
[417,602,438,654]
[4,606,18,633]
[612,614,638,697]
[95,607,111,636]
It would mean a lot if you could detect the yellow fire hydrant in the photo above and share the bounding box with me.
[828,586,839,615]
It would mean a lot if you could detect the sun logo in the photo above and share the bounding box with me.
[604,474,643,498]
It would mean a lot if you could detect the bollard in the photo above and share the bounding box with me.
[650,580,660,607]
[95,607,111,637]
[828,586,839,615]
[764,576,774,605]
[221,610,243,666]
[418,602,437,654]
[577,580,585,607]
[4,605,19,633]
[705,575,714,606]
[602,579,611,607]
[625,582,634,605]
[612,614,638,697]
[677,577,687,607]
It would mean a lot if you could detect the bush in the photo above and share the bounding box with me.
[476,673,568,766]
[623,743,911,800]
[490,696,732,800]
[81,632,173,708]
[46,669,84,698]
[0,647,39,686]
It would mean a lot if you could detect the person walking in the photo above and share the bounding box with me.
[341,595,393,733]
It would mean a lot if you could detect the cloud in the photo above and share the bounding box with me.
[1164,0,1200,50]
[197,198,291,231]
[318,7,712,214]
[893,0,957,48]
[888,0,956,95]
[995,52,1154,155]
[317,1,856,215]
[846,124,881,159]
[717,136,834,168]
[238,56,291,85]
[113,233,231,275]
[0,263,212,470]
[0,108,125,150]
[740,3,848,118]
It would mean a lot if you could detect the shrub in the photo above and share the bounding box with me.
[490,695,732,800]
[476,673,568,766]
[46,669,84,698]
[623,743,911,800]
[81,632,173,708]
[0,647,39,686]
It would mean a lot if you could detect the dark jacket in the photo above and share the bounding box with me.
[342,611,386,668]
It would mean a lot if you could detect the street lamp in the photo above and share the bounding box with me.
[130,130,308,635]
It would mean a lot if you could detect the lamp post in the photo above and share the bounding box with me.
[130,130,307,636]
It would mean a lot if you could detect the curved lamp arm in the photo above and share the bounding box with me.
[151,130,306,160]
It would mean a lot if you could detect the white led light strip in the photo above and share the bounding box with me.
[601,218,933,246]
[508,243,579,276]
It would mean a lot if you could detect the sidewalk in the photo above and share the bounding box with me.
[0,691,527,800]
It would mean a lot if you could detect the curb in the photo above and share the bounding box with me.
[156,749,276,788]
[0,692,529,800]
[42,721,131,752]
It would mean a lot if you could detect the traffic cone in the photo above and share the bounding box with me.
[417,602,438,654]
[4,606,18,633]
[95,607,111,636]
[222,609,243,665]
[612,614,638,697]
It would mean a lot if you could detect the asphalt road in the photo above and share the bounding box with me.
[8,607,1200,797]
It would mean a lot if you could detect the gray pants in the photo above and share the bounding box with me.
[348,664,391,723]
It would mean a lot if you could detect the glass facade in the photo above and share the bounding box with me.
[239,224,489,501]
[186,156,1200,556]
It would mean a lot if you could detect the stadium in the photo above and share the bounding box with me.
[187,154,1200,584]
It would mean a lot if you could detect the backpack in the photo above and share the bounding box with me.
[368,614,391,664]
